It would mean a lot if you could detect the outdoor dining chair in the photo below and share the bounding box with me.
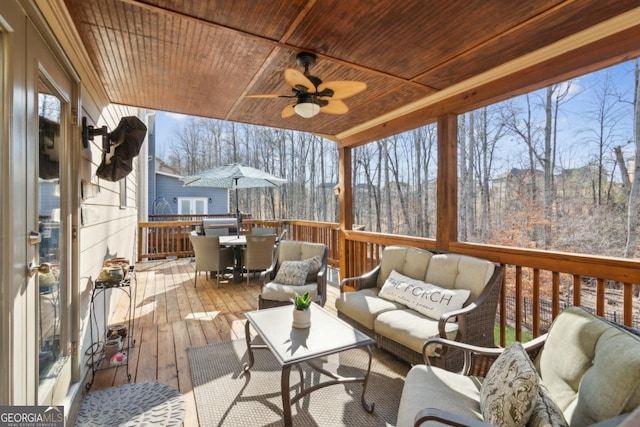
[242,234,277,285]
[189,231,234,287]
[251,227,276,236]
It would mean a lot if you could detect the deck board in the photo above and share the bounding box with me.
[77,258,341,426]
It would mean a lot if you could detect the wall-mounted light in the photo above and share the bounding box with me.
[81,117,108,149]
[208,197,212,203]
[173,197,177,203]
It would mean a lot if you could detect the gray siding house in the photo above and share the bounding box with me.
[148,122,228,216]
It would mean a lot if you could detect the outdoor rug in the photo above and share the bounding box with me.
[74,382,186,426]
[188,339,410,426]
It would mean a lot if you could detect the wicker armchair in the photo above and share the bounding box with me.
[398,307,640,426]
[336,246,504,370]
[258,240,328,309]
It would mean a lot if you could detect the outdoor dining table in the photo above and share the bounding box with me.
[219,235,247,283]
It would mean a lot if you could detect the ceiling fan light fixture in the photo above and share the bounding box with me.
[294,94,321,118]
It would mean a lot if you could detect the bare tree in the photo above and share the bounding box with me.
[581,72,626,206]
[624,60,640,259]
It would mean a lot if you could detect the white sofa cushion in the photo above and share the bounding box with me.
[379,270,470,320]
[374,309,459,355]
[425,253,495,301]
[335,288,405,330]
[397,364,483,427]
[376,246,433,288]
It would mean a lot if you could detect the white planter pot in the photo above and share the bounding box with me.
[292,308,311,328]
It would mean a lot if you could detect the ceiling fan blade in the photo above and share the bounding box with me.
[246,94,284,99]
[284,69,316,93]
[282,103,296,118]
[318,81,367,100]
[321,99,349,115]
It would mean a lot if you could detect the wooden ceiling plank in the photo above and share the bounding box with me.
[278,0,317,43]
[415,0,640,89]
[339,23,640,148]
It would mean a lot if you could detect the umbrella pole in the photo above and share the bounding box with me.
[235,182,240,237]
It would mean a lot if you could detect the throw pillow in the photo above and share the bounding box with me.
[274,260,310,286]
[378,270,471,320]
[527,380,568,427]
[480,342,539,427]
[305,255,323,281]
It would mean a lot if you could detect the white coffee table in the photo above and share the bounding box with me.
[243,303,375,426]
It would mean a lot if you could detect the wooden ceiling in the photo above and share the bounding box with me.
[60,0,640,147]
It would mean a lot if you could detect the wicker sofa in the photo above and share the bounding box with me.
[335,245,503,369]
[398,306,640,426]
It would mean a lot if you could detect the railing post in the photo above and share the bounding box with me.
[436,114,458,251]
[338,146,353,281]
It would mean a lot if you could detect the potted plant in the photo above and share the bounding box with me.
[291,292,312,328]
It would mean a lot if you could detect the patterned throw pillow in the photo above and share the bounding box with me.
[480,342,539,427]
[527,381,568,427]
[305,255,323,282]
[274,260,310,286]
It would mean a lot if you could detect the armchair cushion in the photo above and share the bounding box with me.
[479,342,539,427]
[273,260,310,286]
[528,381,568,427]
[397,364,483,427]
[379,270,471,320]
[535,305,640,425]
[260,282,318,302]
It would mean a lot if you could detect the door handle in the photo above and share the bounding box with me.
[28,231,41,246]
[28,262,52,278]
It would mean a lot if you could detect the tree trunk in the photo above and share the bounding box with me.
[624,60,640,259]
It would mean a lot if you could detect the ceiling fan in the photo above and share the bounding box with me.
[247,52,367,119]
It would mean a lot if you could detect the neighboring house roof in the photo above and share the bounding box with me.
[155,158,181,178]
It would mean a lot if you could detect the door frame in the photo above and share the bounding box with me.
[0,0,82,406]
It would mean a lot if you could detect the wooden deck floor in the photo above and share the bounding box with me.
[77,258,342,426]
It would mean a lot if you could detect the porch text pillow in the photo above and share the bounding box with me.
[480,342,539,427]
[378,270,471,320]
[274,260,310,286]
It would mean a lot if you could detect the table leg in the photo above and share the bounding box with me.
[242,321,254,372]
[281,365,293,427]
[233,246,242,283]
[361,345,375,412]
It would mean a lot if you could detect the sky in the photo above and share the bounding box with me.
[153,111,189,161]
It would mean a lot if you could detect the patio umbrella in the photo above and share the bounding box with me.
[181,164,287,236]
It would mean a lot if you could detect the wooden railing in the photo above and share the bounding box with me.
[138,219,640,345]
[342,230,640,345]
[288,220,340,267]
[138,220,200,260]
